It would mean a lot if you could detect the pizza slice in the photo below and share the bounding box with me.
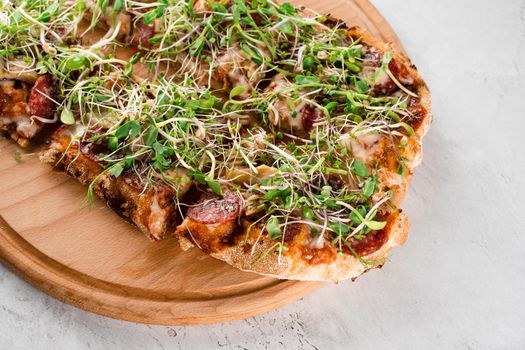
[0,2,195,240]
[36,69,215,241]
[172,5,431,281]
[41,124,193,240]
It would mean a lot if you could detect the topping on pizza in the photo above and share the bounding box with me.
[1,0,431,282]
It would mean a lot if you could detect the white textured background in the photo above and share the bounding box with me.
[1,0,524,349]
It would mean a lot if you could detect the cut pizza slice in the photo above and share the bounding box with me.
[174,23,431,281]
[41,125,193,240]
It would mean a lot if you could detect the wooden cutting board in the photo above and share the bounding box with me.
[0,0,404,325]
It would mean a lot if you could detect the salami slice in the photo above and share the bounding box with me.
[131,20,155,47]
[187,190,242,224]
[29,75,55,118]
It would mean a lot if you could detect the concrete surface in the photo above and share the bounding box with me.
[0,0,524,349]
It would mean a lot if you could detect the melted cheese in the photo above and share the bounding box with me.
[61,123,87,139]
[399,74,414,86]
[226,164,278,184]
[0,66,38,84]
[193,0,207,12]
[0,80,39,139]
[15,116,39,138]
[310,233,326,249]
[266,74,307,131]
[148,193,166,236]
[216,47,263,97]
[0,116,13,126]
[373,70,391,86]
[341,133,383,163]
[0,114,40,140]
[93,3,132,38]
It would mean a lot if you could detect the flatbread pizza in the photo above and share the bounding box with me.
[0,0,431,281]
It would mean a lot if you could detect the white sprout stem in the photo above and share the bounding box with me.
[205,150,216,178]
[238,146,259,174]
[386,69,418,97]
[365,195,391,220]
[90,21,122,50]
[17,8,63,43]
[259,139,300,165]
[31,114,58,124]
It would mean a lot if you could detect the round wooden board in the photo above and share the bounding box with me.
[0,0,404,325]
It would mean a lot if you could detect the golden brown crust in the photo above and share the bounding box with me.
[346,26,432,206]
[40,126,186,240]
[178,212,408,282]
[346,27,432,138]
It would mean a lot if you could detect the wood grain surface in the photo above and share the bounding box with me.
[0,0,404,325]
